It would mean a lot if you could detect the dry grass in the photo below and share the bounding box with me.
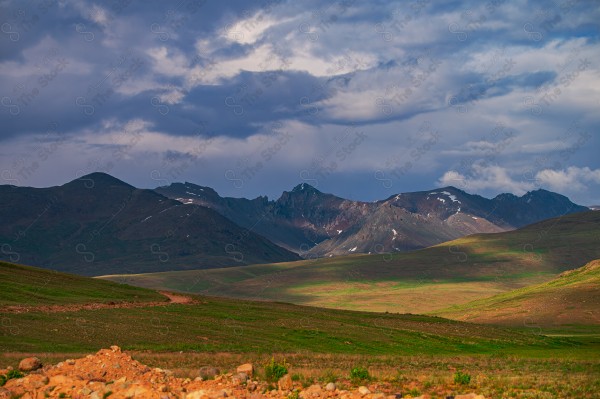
[2,351,598,398]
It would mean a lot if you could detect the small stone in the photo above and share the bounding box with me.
[232,372,248,385]
[237,363,254,377]
[307,384,322,392]
[110,345,121,352]
[186,389,208,399]
[66,359,75,365]
[212,389,228,398]
[278,374,293,391]
[199,366,220,380]
[325,382,336,392]
[247,382,257,392]
[18,357,42,372]
[358,386,371,396]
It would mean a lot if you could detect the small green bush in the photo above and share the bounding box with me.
[454,371,472,385]
[0,369,24,386]
[264,357,288,382]
[350,366,370,382]
[320,369,338,383]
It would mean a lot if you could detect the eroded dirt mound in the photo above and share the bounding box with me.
[0,346,486,399]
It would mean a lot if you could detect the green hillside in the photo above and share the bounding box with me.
[0,262,585,357]
[101,211,600,314]
[0,261,164,306]
[434,259,600,328]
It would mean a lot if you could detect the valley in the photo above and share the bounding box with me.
[102,210,600,322]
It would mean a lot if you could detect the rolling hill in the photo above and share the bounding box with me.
[102,211,600,314]
[0,173,299,275]
[0,260,165,306]
[156,181,588,257]
[0,261,579,357]
[435,259,600,328]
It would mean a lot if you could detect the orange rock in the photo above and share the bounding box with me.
[18,357,42,372]
[237,363,254,377]
[278,374,293,391]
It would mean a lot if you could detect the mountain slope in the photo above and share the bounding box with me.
[434,259,600,327]
[0,260,165,306]
[0,173,299,275]
[156,182,588,257]
[102,210,600,314]
[155,182,374,253]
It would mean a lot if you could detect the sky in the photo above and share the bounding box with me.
[0,0,599,205]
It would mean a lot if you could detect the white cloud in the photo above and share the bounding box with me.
[535,167,600,192]
[223,12,287,45]
[88,4,110,27]
[438,163,534,194]
[147,47,190,77]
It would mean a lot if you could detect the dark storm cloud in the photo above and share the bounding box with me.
[0,0,599,204]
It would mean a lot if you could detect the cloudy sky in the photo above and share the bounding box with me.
[1,0,599,204]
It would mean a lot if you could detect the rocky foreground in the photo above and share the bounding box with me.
[0,347,485,399]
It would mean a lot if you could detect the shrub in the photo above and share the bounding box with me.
[0,370,24,386]
[320,369,338,383]
[454,371,472,385]
[350,366,370,383]
[264,357,288,382]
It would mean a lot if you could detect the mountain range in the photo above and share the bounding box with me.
[0,172,589,275]
[0,173,298,275]
[156,181,589,257]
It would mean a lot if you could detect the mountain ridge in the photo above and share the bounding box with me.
[0,173,300,275]
[156,180,589,256]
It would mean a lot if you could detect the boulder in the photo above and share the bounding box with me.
[278,374,293,391]
[232,372,248,385]
[237,363,254,377]
[18,357,42,372]
[325,382,336,391]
